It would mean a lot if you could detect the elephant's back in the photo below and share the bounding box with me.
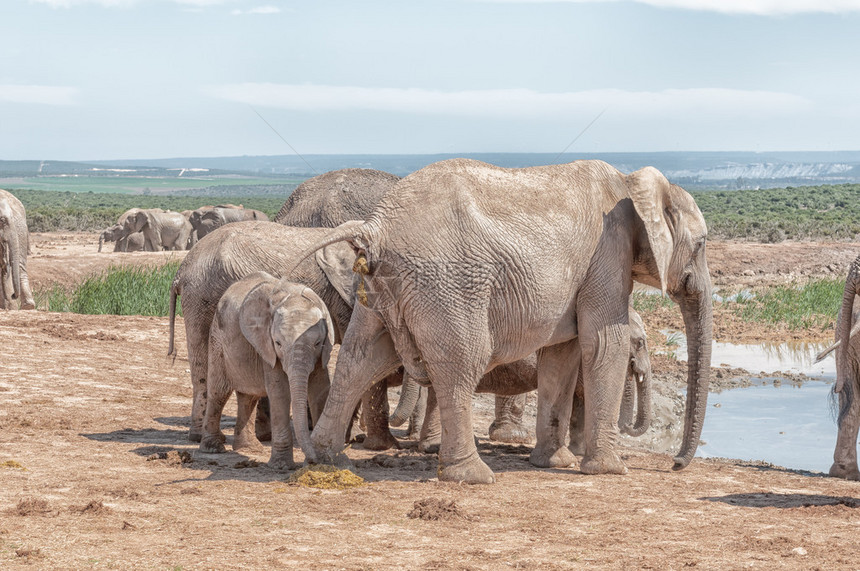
[177,221,333,302]
[273,168,401,227]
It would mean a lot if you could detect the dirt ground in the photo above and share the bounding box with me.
[2,233,860,570]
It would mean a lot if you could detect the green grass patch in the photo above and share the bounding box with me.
[630,291,677,313]
[37,261,181,316]
[726,278,843,329]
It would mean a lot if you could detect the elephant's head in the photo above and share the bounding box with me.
[98,224,123,252]
[240,279,335,463]
[627,167,713,469]
[0,197,21,301]
[123,210,149,235]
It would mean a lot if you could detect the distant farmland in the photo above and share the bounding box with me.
[0,174,304,195]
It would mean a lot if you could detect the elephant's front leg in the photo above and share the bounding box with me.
[17,267,35,310]
[830,382,860,480]
[232,392,264,452]
[489,393,533,444]
[264,370,295,471]
[531,340,580,468]
[418,386,441,453]
[360,375,401,451]
[579,320,629,475]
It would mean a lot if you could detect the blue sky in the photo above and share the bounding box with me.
[2,0,860,160]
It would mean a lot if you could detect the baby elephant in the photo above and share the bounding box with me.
[200,272,333,470]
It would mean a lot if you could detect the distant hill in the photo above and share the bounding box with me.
[5,151,860,191]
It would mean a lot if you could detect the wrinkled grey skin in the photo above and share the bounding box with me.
[124,209,192,251]
[394,306,652,454]
[189,205,268,245]
[299,159,712,484]
[817,255,860,480]
[168,221,357,442]
[0,189,35,310]
[200,272,332,470]
[98,223,145,252]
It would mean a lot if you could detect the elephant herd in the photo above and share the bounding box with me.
[97,204,268,252]
[169,162,704,484]
[3,158,860,485]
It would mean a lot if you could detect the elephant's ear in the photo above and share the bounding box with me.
[239,282,278,368]
[627,167,675,296]
[315,241,358,308]
[300,287,337,369]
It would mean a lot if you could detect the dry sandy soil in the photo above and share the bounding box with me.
[2,233,860,570]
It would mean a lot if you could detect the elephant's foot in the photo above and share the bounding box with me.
[438,453,496,484]
[255,424,272,443]
[418,434,441,454]
[20,300,35,310]
[268,451,297,472]
[232,433,264,452]
[829,461,860,480]
[199,433,226,454]
[580,451,628,475]
[488,421,534,444]
[361,430,401,451]
[188,429,203,443]
[530,445,576,468]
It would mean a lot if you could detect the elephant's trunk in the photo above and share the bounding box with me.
[288,360,315,463]
[618,367,636,434]
[626,370,652,437]
[836,260,860,395]
[673,288,713,470]
[390,374,423,427]
[8,228,22,301]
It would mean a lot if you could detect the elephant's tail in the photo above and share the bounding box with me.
[167,274,181,358]
[287,220,370,276]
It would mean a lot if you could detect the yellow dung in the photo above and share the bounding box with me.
[288,465,365,490]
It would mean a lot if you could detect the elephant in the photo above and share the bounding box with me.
[277,167,535,446]
[98,223,145,252]
[391,305,653,454]
[124,209,192,251]
[167,221,357,443]
[200,272,333,469]
[0,189,35,310]
[815,255,860,480]
[188,205,268,245]
[298,158,712,484]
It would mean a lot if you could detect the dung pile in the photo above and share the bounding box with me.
[288,465,365,489]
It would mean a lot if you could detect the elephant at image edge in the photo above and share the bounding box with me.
[298,158,712,484]
[0,189,35,310]
[200,272,333,469]
[276,167,533,446]
[391,305,653,453]
[124,209,192,251]
[815,254,860,480]
[167,221,358,450]
[98,223,145,252]
[188,205,268,245]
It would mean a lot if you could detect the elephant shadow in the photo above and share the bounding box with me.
[701,492,860,509]
[82,415,238,445]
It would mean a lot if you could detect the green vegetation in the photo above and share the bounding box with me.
[0,175,302,195]
[725,278,843,330]
[8,189,289,232]
[36,262,181,316]
[691,183,860,241]
[630,291,676,313]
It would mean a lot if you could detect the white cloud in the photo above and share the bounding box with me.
[207,83,810,119]
[479,0,860,15]
[0,85,78,106]
[231,5,280,15]
[28,0,228,7]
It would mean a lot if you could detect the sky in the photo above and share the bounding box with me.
[2,0,860,161]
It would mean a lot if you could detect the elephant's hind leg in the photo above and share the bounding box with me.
[488,393,533,444]
[531,340,579,469]
[360,376,401,451]
[233,392,264,452]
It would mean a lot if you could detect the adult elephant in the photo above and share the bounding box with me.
[124,209,192,251]
[168,221,358,445]
[188,205,268,245]
[98,223,145,252]
[277,167,534,446]
[0,189,35,310]
[299,158,712,484]
[816,255,860,479]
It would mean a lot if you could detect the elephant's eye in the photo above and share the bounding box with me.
[274,341,282,348]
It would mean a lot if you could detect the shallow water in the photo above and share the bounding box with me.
[697,380,836,474]
[667,334,844,473]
